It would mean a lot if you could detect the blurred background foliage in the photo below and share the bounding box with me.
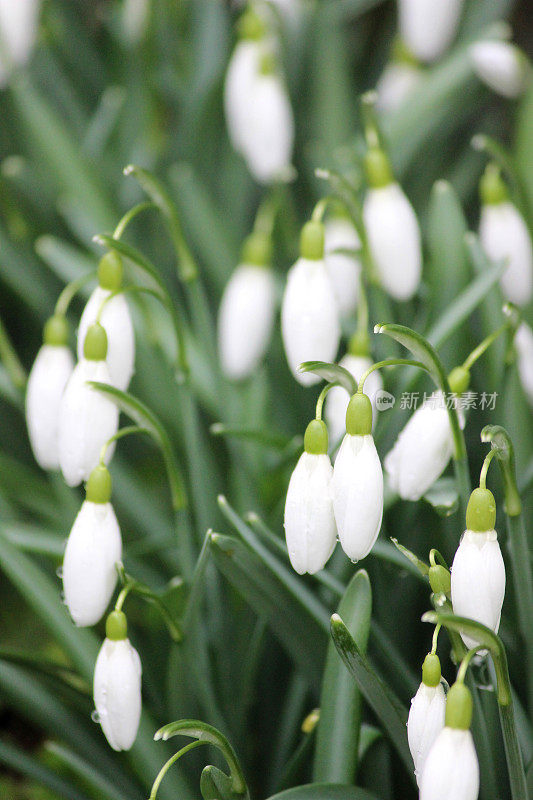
[0,0,533,799]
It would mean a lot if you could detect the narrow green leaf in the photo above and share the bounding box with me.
[298,361,357,394]
[390,539,429,577]
[427,181,470,318]
[423,478,460,517]
[0,739,94,800]
[210,423,293,451]
[267,785,381,800]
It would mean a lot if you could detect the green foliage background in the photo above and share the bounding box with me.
[0,1,533,799]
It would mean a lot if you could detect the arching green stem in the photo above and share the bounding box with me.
[113,200,157,240]
[361,91,381,149]
[462,323,509,372]
[114,580,134,613]
[99,424,149,465]
[54,271,97,317]
[149,740,208,800]
[431,623,441,655]
[457,647,484,685]
[311,196,335,223]
[357,358,429,394]
[315,382,340,421]
[479,449,497,490]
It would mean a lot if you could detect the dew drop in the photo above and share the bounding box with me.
[56,566,63,579]
[91,710,100,724]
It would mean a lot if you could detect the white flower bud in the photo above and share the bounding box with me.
[398,0,464,63]
[58,359,119,487]
[94,637,142,751]
[77,287,135,391]
[451,528,506,650]
[0,0,40,84]
[408,682,446,786]
[384,394,458,501]
[515,322,533,406]
[420,727,479,800]
[284,451,337,575]
[224,39,262,155]
[479,201,533,306]
[324,355,382,445]
[63,501,122,627]
[470,40,529,99]
[26,344,74,470]
[375,61,422,113]
[121,0,150,46]
[281,256,340,386]
[324,218,361,319]
[218,264,276,380]
[363,183,422,301]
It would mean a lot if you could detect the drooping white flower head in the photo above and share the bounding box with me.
[58,323,119,487]
[332,393,383,562]
[63,465,122,627]
[77,253,135,391]
[281,220,340,386]
[478,165,533,307]
[363,148,422,301]
[218,231,277,380]
[515,322,533,406]
[324,349,383,446]
[0,0,40,85]
[420,682,479,800]
[385,392,460,502]
[470,40,530,99]
[93,611,142,752]
[26,314,74,471]
[324,217,361,319]
[224,11,264,155]
[451,487,505,650]
[120,0,150,46]
[407,654,446,786]
[375,61,422,113]
[398,0,464,63]
[284,420,337,575]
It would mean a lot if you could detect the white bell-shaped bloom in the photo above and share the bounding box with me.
[325,354,382,445]
[26,343,73,470]
[324,218,361,318]
[408,681,446,786]
[420,727,479,800]
[375,61,422,113]
[363,182,422,301]
[470,40,529,99]
[284,434,337,574]
[94,634,142,751]
[451,528,505,650]
[385,393,458,501]
[63,501,122,627]
[78,287,135,391]
[58,358,118,487]
[479,201,533,306]
[121,0,150,45]
[224,39,263,154]
[218,264,276,380]
[515,322,533,406]
[0,0,40,85]
[398,0,463,63]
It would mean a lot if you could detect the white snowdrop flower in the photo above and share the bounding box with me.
[0,0,40,84]
[407,654,446,786]
[224,36,263,155]
[398,0,464,63]
[420,682,479,800]
[218,231,276,380]
[26,315,74,471]
[63,465,122,627]
[332,393,383,562]
[375,61,422,113]
[93,611,142,752]
[515,322,533,406]
[451,488,505,650]
[121,0,150,45]
[479,165,533,307]
[281,220,340,386]
[363,148,422,301]
[77,253,135,391]
[265,0,303,26]
[324,217,361,319]
[324,350,382,445]
[470,40,530,99]
[59,323,119,487]
[385,391,461,502]
[284,420,337,575]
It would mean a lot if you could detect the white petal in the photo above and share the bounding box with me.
[281,257,340,385]
[332,434,383,561]
[399,0,464,63]
[515,322,533,406]
[363,183,422,301]
[451,529,506,650]
[0,0,40,83]
[78,286,135,390]
[407,682,446,785]
[375,62,423,113]
[58,359,119,487]
[224,40,262,153]
[284,452,337,574]
[479,202,533,306]
[218,264,277,380]
[26,345,74,470]
[420,727,479,800]
[384,396,454,501]
[63,501,122,627]
[93,638,142,751]
[324,219,361,318]
[324,355,382,445]
[470,40,529,99]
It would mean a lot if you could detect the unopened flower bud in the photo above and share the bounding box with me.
[398,0,464,63]
[470,40,530,99]
[324,217,361,318]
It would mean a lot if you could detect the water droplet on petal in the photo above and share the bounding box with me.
[91,710,100,723]
[56,566,63,579]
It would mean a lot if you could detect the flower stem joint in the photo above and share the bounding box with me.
[304,419,328,455]
[445,682,473,730]
[300,220,325,261]
[422,653,441,687]
[466,487,496,532]
[86,464,113,504]
[43,314,69,346]
[106,610,128,641]
[83,323,108,361]
[97,251,124,291]
[346,392,372,436]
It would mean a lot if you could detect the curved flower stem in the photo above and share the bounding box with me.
[357,358,429,394]
[429,549,448,570]
[361,90,381,149]
[149,740,208,800]
[115,564,183,641]
[457,647,483,684]
[54,271,97,317]
[311,196,334,223]
[98,424,149,465]
[315,382,340,421]
[462,323,509,372]
[112,201,156,240]
[430,623,441,655]
[114,580,133,613]
[0,317,26,391]
[479,450,497,490]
